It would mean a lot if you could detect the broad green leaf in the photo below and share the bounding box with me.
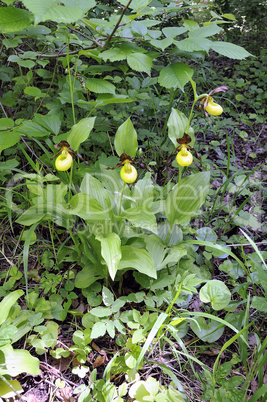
[101,43,135,62]
[132,172,154,208]
[221,13,237,21]
[0,344,40,376]
[0,379,23,399]
[0,7,32,33]
[210,41,254,59]
[61,0,96,11]
[17,59,35,68]
[80,173,112,216]
[149,37,173,51]
[183,20,199,30]
[75,265,105,288]
[16,203,68,227]
[22,0,86,24]
[251,296,267,313]
[131,20,147,36]
[17,121,49,138]
[0,118,14,131]
[96,233,122,280]
[188,23,222,38]
[167,108,195,146]
[101,48,128,62]
[176,37,212,52]
[114,118,138,158]
[145,235,166,270]
[16,209,46,226]
[102,286,114,306]
[69,193,109,220]
[90,322,106,339]
[166,172,210,226]
[196,227,217,242]
[85,78,116,94]
[24,86,45,99]
[118,0,150,12]
[0,290,24,325]
[127,53,153,75]
[121,207,157,234]
[33,113,61,135]
[162,27,188,38]
[190,317,224,343]
[78,95,134,109]
[118,246,157,279]
[0,129,20,154]
[159,245,187,270]
[67,117,96,151]
[158,62,194,90]
[200,280,231,310]
[90,306,112,317]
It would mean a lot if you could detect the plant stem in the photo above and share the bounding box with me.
[178,164,182,187]
[160,88,177,147]
[157,282,182,339]
[66,33,76,125]
[49,221,58,265]
[119,181,126,216]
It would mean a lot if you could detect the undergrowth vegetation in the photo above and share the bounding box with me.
[0,0,266,401]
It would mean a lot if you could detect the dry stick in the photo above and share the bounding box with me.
[0,100,8,118]
[103,0,133,49]
[20,136,54,174]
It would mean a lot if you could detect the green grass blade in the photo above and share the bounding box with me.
[132,312,168,377]
[23,222,39,301]
[240,228,267,270]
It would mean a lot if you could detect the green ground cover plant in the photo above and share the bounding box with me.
[0,0,266,401]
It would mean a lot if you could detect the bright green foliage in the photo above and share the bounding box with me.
[114,118,138,157]
[0,0,265,401]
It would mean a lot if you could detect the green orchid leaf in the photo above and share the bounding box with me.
[118,246,157,279]
[167,108,195,147]
[67,117,96,151]
[166,171,210,226]
[96,233,122,280]
[114,118,138,158]
[0,290,24,325]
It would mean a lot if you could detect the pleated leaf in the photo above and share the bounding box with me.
[0,7,32,33]
[127,53,153,75]
[67,117,96,151]
[0,290,24,326]
[210,41,253,59]
[166,171,210,226]
[22,0,86,24]
[118,246,157,279]
[96,233,122,280]
[114,118,138,158]
[86,78,116,94]
[158,62,194,90]
[0,129,20,154]
[69,193,110,220]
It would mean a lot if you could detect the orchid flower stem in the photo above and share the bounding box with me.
[66,34,76,125]
[157,282,182,340]
[119,181,126,216]
[185,100,196,134]
[165,225,172,245]
[49,221,58,265]
[66,164,81,257]
[178,164,182,188]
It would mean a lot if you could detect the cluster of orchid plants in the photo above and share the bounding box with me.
[52,85,229,182]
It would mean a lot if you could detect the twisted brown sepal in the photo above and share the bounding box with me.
[106,153,134,170]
